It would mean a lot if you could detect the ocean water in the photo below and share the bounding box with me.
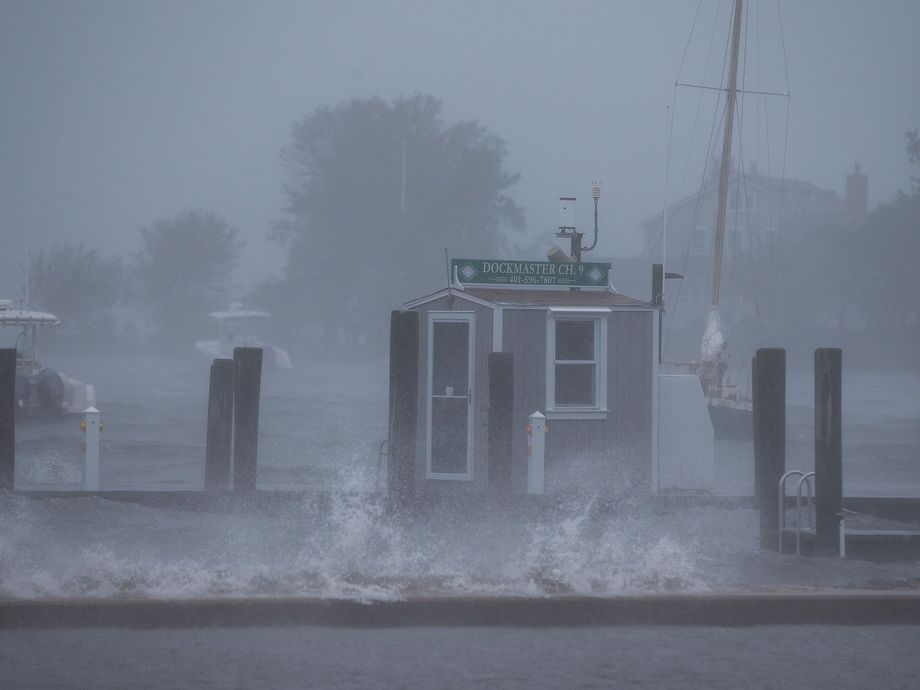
[3,625,920,689]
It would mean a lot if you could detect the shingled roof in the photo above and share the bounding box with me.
[404,286,653,310]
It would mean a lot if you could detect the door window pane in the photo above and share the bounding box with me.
[432,322,469,396]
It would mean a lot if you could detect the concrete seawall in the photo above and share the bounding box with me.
[2,593,919,629]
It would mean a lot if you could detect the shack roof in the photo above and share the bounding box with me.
[404,286,653,310]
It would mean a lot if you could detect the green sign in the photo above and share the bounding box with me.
[452,259,610,288]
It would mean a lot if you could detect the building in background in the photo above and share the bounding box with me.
[616,161,867,363]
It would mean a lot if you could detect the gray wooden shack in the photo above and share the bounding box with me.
[390,278,661,496]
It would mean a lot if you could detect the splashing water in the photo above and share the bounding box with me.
[0,489,717,601]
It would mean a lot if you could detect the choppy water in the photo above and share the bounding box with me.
[2,353,919,601]
[3,625,920,689]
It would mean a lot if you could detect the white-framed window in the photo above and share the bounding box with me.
[545,308,609,420]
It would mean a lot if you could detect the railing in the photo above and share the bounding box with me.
[778,470,815,556]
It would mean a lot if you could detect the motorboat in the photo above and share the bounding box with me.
[194,303,292,369]
[0,299,96,417]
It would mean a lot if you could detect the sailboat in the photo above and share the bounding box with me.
[656,0,793,440]
[694,0,754,440]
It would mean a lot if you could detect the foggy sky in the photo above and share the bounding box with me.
[2,0,918,299]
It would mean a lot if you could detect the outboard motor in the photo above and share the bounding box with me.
[38,367,65,416]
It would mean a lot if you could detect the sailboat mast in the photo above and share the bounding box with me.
[710,0,743,308]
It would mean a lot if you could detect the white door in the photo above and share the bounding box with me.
[426,312,474,479]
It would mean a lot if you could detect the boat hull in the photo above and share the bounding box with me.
[16,367,95,418]
[707,400,752,440]
[194,340,293,370]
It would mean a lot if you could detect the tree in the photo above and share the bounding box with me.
[28,243,124,340]
[133,210,244,345]
[848,133,920,336]
[776,130,920,366]
[907,129,920,197]
[273,94,524,352]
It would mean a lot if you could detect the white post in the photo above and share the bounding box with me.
[527,411,545,495]
[82,406,101,491]
[839,517,847,559]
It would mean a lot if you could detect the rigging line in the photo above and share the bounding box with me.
[663,1,723,357]
[755,0,760,194]
[660,95,675,357]
[730,104,744,328]
[756,0,761,172]
[735,108,760,322]
[662,89,677,270]
[676,0,705,84]
[665,95,725,357]
[777,0,791,96]
[666,0,732,358]
[675,83,789,98]
[774,0,792,316]
[765,94,775,316]
[775,95,791,317]
[727,4,751,329]
[676,0,725,219]
[773,0,791,315]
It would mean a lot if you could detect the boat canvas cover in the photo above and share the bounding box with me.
[0,304,60,327]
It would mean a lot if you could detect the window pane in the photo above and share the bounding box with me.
[555,363,595,405]
[555,320,594,361]
[431,397,468,474]
[432,321,469,396]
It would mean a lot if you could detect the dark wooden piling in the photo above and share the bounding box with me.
[815,348,843,556]
[488,352,514,494]
[204,358,234,490]
[651,263,663,305]
[652,264,664,363]
[753,348,786,550]
[232,347,262,493]
[387,310,418,499]
[0,349,15,491]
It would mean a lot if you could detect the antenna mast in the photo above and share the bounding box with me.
[555,183,601,263]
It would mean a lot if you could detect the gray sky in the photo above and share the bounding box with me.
[2,0,918,298]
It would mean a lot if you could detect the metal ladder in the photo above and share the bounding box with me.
[778,470,815,556]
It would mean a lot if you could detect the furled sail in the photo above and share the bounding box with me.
[701,307,725,363]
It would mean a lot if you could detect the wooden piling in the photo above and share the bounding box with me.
[488,352,514,494]
[753,348,785,550]
[651,263,663,305]
[204,358,234,490]
[815,348,843,556]
[652,264,664,364]
[232,347,262,493]
[0,348,15,491]
[387,310,418,499]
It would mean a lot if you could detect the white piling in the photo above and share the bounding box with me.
[527,411,545,495]
[82,406,101,491]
